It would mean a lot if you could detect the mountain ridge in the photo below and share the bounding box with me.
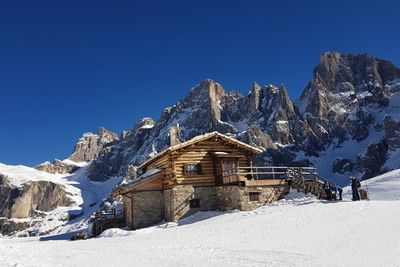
[66,51,400,184]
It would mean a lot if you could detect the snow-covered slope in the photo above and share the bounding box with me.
[1,190,399,267]
[343,168,400,200]
[0,163,68,188]
[0,161,122,236]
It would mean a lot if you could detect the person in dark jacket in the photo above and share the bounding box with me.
[350,176,361,201]
[336,185,343,201]
[323,181,333,200]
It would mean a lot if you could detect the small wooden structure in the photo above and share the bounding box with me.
[143,132,262,188]
[112,131,335,232]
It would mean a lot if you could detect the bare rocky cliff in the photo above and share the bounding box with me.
[0,174,72,236]
[68,127,119,163]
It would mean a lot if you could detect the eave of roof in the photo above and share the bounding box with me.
[138,131,263,170]
[113,169,162,195]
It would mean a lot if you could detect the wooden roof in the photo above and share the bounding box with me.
[113,169,163,196]
[138,131,263,170]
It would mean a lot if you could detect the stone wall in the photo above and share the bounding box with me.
[163,184,289,222]
[164,186,216,222]
[214,186,241,211]
[213,185,289,211]
[123,184,289,229]
[123,191,163,229]
[237,186,290,211]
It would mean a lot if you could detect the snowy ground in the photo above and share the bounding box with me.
[1,171,399,267]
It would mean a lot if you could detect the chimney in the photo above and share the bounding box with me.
[169,126,181,147]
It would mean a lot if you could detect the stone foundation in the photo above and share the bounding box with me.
[163,186,216,221]
[123,191,163,229]
[123,184,289,229]
[236,186,290,211]
[214,185,289,211]
[164,184,289,222]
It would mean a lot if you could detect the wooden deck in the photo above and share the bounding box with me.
[221,166,319,186]
[244,179,288,186]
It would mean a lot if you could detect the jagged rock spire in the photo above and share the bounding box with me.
[69,127,118,162]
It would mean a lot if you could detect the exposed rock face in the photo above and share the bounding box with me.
[79,52,400,182]
[0,174,72,235]
[357,140,389,179]
[35,159,79,174]
[384,116,400,150]
[69,127,119,162]
[241,127,276,150]
[332,158,354,174]
[299,52,400,142]
[88,119,154,181]
[296,52,400,179]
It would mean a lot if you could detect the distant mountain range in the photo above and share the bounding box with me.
[1,52,400,236]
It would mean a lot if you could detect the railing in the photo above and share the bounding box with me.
[92,208,126,237]
[219,165,343,189]
[235,166,317,181]
[95,208,124,221]
[300,169,337,189]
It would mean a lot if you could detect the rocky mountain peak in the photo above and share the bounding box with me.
[183,79,227,107]
[277,85,295,117]
[251,82,261,92]
[299,52,400,119]
[133,118,155,132]
[68,127,118,162]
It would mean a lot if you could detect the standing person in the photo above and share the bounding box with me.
[323,181,333,200]
[350,176,360,201]
[336,185,343,201]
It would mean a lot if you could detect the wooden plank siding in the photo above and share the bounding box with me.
[171,139,251,187]
[141,153,174,190]
[135,133,261,190]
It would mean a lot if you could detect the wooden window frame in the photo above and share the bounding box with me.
[249,192,261,202]
[184,163,203,176]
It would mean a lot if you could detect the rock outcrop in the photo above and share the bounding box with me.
[0,174,72,235]
[69,127,119,162]
[35,159,79,174]
[357,140,389,179]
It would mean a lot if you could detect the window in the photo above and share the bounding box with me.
[190,198,201,208]
[184,163,202,175]
[249,192,261,201]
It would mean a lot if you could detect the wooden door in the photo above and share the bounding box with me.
[221,159,238,184]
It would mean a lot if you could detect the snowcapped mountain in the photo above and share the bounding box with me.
[86,52,400,185]
[1,51,400,236]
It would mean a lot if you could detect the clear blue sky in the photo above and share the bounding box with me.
[1,0,399,166]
